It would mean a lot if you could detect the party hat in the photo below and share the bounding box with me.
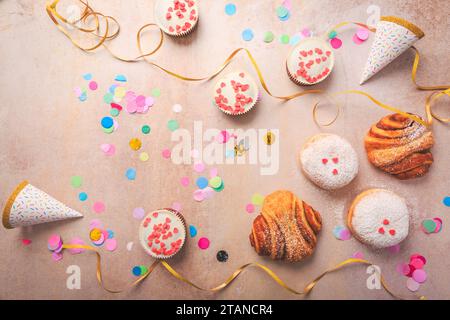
[360,16,424,84]
[2,181,83,229]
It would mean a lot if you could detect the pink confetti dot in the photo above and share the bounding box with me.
[193,189,205,202]
[352,34,364,45]
[338,228,351,240]
[180,176,190,186]
[52,252,63,262]
[89,81,98,90]
[410,258,424,269]
[133,207,145,220]
[198,237,210,250]
[172,202,182,211]
[203,187,215,199]
[246,204,255,213]
[412,269,427,283]
[356,28,369,41]
[68,237,85,254]
[352,251,364,259]
[93,202,105,213]
[301,28,311,37]
[105,238,117,252]
[330,37,342,49]
[209,168,218,178]
[193,162,205,173]
[406,277,420,292]
[22,239,32,246]
[162,149,171,159]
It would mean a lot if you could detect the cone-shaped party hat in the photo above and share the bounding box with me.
[360,16,424,84]
[2,181,83,229]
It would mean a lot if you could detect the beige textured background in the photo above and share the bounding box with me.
[0,0,449,300]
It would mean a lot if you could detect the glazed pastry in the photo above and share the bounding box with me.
[365,113,434,180]
[300,134,359,190]
[347,189,410,248]
[249,190,322,262]
[154,0,198,36]
[213,71,259,115]
[139,209,187,259]
[286,37,335,85]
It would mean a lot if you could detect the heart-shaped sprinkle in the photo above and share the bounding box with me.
[239,73,245,78]
[332,168,338,175]
[383,219,389,225]
[332,157,339,164]
[389,229,396,236]
[322,158,328,164]
[378,227,385,234]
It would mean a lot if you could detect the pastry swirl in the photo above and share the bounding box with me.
[249,190,322,262]
[365,113,434,180]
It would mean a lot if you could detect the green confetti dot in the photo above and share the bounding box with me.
[209,176,223,189]
[328,30,338,39]
[151,88,161,97]
[276,6,289,18]
[251,193,264,206]
[71,176,83,188]
[422,220,437,233]
[263,31,274,43]
[102,126,114,134]
[142,125,151,134]
[103,92,114,104]
[167,119,179,131]
[110,108,120,117]
[280,34,290,44]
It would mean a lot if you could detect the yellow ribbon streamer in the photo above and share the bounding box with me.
[62,244,423,299]
[45,0,449,127]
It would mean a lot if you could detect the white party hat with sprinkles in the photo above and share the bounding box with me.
[360,16,424,84]
[2,181,83,229]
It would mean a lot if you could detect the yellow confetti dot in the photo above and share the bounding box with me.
[114,86,126,98]
[139,152,149,162]
[89,228,102,241]
[129,138,142,151]
[263,131,275,145]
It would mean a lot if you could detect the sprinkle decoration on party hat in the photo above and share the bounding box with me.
[2,181,83,229]
[360,16,425,84]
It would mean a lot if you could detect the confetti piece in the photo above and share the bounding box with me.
[78,192,88,201]
[203,187,215,199]
[103,93,114,104]
[172,202,182,211]
[133,207,145,220]
[198,237,210,250]
[132,266,142,276]
[338,228,352,240]
[246,203,255,213]
[352,34,364,45]
[356,28,369,41]
[412,269,427,283]
[126,242,133,251]
[410,258,424,269]
[406,278,420,292]
[52,252,63,261]
[263,31,274,43]
[330,37,342,49]
[189,225,198,237]
[129,138,142,151]
[328,30,337,39]
[251,193,264,206]
[301,28,311,37]
[280,34,290,44]
[225,3,236,16]
[162,149,171,159]
[139,152,149,162]
[172,104,183,113]
[105,238,117,251]
[217,250,229,262]
[443,196,450,207]
[101,117,114,129]
[93,202,105,213]
[209,168,218,178]
[151,88,161,97]
[115,74,127,82]
[126,168,137,180]
[209,176,223,189]
[196,177,209,189]
[68,238,85,254]
[83,73,92,80]
[194,162,205,173]
[276,6,289,20]
[167,119,179,131]
[22,239,32,246]
[89,81,98,90]
[289,34,301,46]
[70,176,83,188]
[141,125,151,134]
[242,28,254,41]
[352,251,364,259]
[110,108,120,117]
[421,219,437,234]
[180,176,190,187]
[193,189,205,202]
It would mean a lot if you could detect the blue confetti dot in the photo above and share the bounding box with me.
[196,177,209,189]
[83,73,92,80]
[101,117,114,129]
[78,92,87,102]
[242,28,254,41]
[189,225,197,238]
[225,3,236,16]
[109,84,118,93]
[78,192,88,201]
[126,168,136,180]
[132,266,141,276]
[289,34,301,46]
[115,74,127,82]
[107,229,114,239]
[443,197,450,207]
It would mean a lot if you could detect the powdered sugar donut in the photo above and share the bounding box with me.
[154,0,198,37]
[347,189,410,248]
[300,134,359,190]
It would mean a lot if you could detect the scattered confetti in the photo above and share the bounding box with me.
[194,162,206,173]
[83,73,93,80]
[151,88,161,97]
[68,237,85,254]
[209,176,223,189]
[78,192,88,201]
[132,265,148,276]
[333,226,352,240]
[263,31,274,43]
[105,238,117,251]
[198,237,210,250]
[352,251,364,259]
[167,119,180,131]
[100,143,116,156]
[421,217,442,234]
[251,193,264,206]
[101,116,114,129]
[242,28,254,41]
[193,189,205,202]
[172,104,183,113]
[126,168,137,180]
[93,201,105,213]
[89,81,98,91]
[276,5,290,21]
[406,277,420,292]
[328,30,337,39]
[246,203,255,213]
[398,253,428,292]
[196,177,209,189]
[330,37,343,49]
[280,34,290,44]
[139,152,149,162]
[289,34,301,46]
[142,125,151,134]
[133,207,145,220]
[443,196,450,207]
[225,3,236,16]
[70,176,83,188]
[129,138,142,151]
[162,149,171,159]
[352,34,364,45]
[189,225,198,237]
[356,28,369,41]
[22,239,32,246]
[115,74,127,82]
[301,28,311,37]
[217,250,229,262]
[180,176,190,186]
[263,131,275,145]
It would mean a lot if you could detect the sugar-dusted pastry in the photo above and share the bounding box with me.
[347,189,410,248]
[365,113,434,180]
[213,71,259,115]
[286,37,335,85]
[139,209,186,259]
[300,134,359,190]
[154,0,198,36]
[249,190,322,262]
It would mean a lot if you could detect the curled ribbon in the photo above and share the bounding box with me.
[45,0,448,127]
[62,244,424,299]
